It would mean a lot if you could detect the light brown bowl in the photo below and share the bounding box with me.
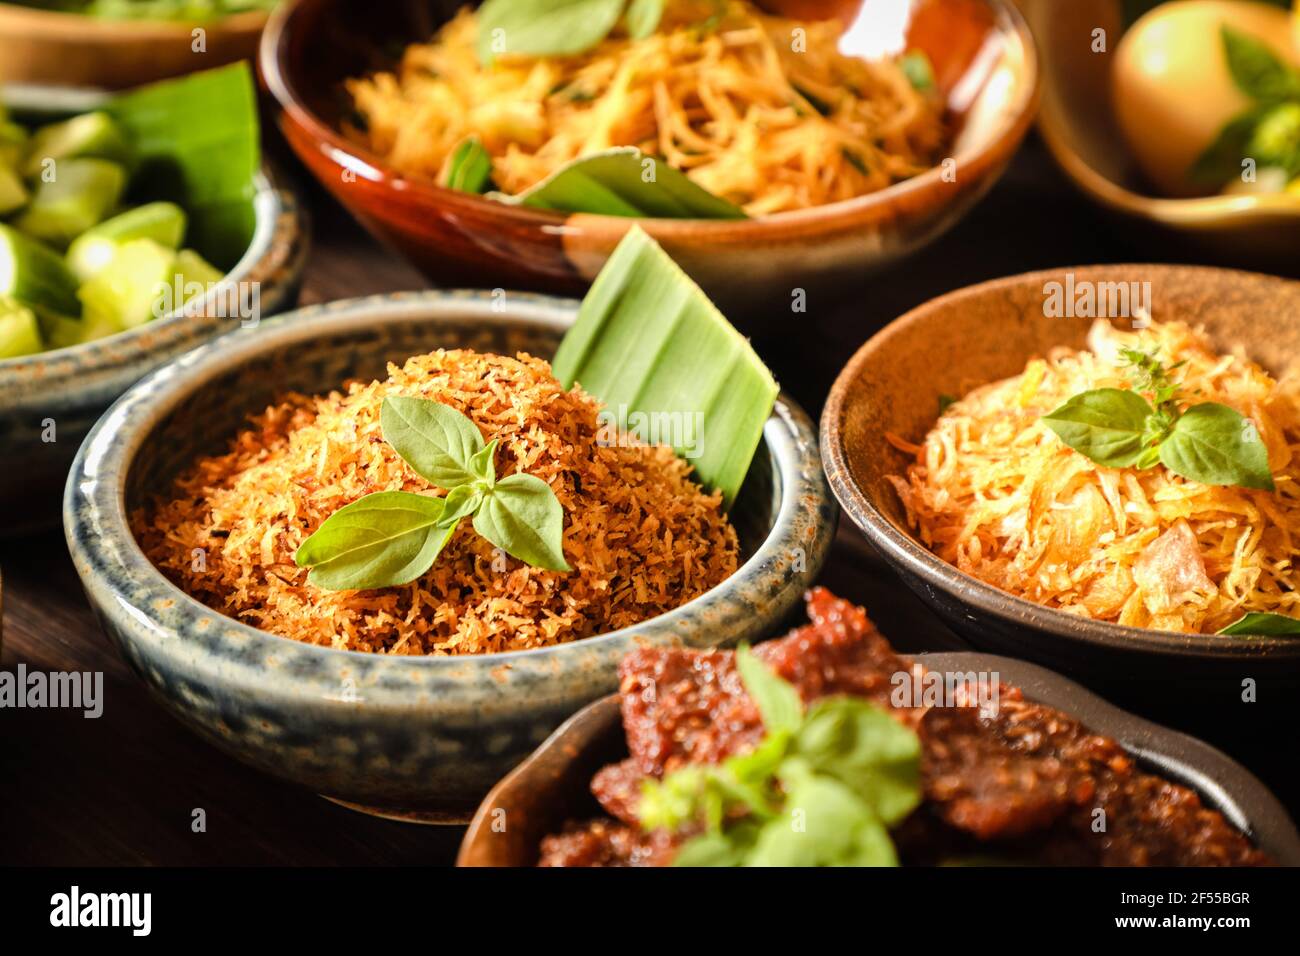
[820,264,1300,685]
[1026,0,1300,274]
[0,4,268,89]
[261,0,1039,315]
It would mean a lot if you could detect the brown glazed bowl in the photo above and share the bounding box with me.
[260,0,1039,314]
[1026,0,1300,275]
[0,4,269,89]
[820,265,1300,686]
[457,651,1300,866]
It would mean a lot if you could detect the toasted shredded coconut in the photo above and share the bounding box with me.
[887,320,1300,634]
[135,349,739,655]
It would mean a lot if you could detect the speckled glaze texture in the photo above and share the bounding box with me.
[0,163,309,534]
[65,291,835,812]
[821,265,1300,682]
[457,652,1300,866]
[260,0,1039,316]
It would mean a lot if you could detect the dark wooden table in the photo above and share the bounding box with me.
[2,133,1291,865]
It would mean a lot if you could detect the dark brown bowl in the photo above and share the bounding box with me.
[820,265,1300,684]
[457,651,1300,866]
[260,0,1038,315]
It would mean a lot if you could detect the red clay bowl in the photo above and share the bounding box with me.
[260,0,1039,314]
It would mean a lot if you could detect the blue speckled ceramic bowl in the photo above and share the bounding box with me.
[0,85,309,534]
[65,291,836,813]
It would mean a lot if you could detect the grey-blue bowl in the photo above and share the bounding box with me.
[64,291,836,813]
[0,84,309,534]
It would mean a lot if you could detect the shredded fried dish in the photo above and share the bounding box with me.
[135,349,739,655]
[888,320,1300,634]
[345,1,946,215]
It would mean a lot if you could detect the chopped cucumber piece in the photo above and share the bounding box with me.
[0,164,27,216]
[77,238,178,330]
[0,223,80,316]
[66,201,188,282]
[0,297,43,359]
[14,158,127,248]
[0,122,27,169]
[34,306,85,351]
[21,111,133,179]
[175,248,223,288]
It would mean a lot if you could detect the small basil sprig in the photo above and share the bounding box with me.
[295,396,569,590]
[1042,348,1275,491]
[1218,612,1300,637]
[1191,27,1300,186]
[477,0,666,65]
[638,646,921,867]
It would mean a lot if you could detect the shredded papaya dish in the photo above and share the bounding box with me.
[134,349,739,655]
[344,0,946,215]
[887,319,1300,634]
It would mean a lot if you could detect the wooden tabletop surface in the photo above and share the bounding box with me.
[2,133,1295,866]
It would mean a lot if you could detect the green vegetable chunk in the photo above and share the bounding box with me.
[552,226,777,507]
[0,121,27,169]
[77,238,178,330]
[0,223,81,316]
[21,111,134,179]
[15,158,127,247]
[0,296,43,359]
[67,201,188,282]
[0,164,27,216]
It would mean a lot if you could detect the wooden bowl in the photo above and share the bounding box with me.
[0,4,269,89]
[260,0,1039,315]
[1025,0,1300,274]
[820,264,1300,689]
[457,652,1300,866]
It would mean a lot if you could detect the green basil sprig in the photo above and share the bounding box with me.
[638,646,921,867]
[295,397,569,590]
[476,0,666,65]
[1217,612,1300,637]
[1042,348,1275,491]
[442,136,494,194]
[1190,27,1300,186]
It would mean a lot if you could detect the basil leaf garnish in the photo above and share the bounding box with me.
[1042,388,1155,467]
[625,0,665,40]
[1158,402,1275,490]
[1189,106,1270,186]
[297,399,569,588]
[1218,612,1300,636]
[794,696,922,826]
[380,395,485,488]
[1220,26,1300,103]
[294,491,458,591]
[477,0,627,64]
[736,644,803,734]
[899,51,936,92]
[472,473,571,571]
[640,651,921,867]
[443,136,493,194]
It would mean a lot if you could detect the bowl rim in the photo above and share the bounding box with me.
[0,3,269,38]
[458,650,1300,865]
[820,262,1300,662]
[65,288,831,669]
[258,0,1040,236]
